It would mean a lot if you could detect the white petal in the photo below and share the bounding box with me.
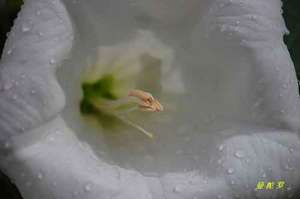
[1,117,151,199]
[0,0,73,142]
[1,0,300,199]
[191,0,300,131]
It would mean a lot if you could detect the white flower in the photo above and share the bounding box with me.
[0,0,300,199]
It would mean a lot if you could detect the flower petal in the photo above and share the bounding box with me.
[191,0,300,131]
[0,0,73,143]
[1,0,300,199]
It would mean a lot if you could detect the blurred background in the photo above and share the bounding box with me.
[0,0,299,198]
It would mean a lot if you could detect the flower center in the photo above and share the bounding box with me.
[80,69,163,138]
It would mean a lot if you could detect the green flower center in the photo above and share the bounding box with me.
[79,59,164,138]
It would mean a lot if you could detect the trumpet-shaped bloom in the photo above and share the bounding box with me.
[0,0,300,198]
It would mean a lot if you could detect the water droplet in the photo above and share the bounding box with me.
[284,164,291,171]
[289,147,294,153]
[37,173,43,179]
[220,25,227,32]
[38,32,44,37]
[30,90,36,95]
[217,195,222,199]
[21,24,31,32]
[21,74,26,79]
[227,168,234,174]
[4,82,13,91]
[7,49,12,55]
[219,3,225,8]
[234,150,245,159]
[173,185,183,193]
[218,145,224,152]
[240,39,247,46]
[235,20,240,25]
[12,95,17,100]
[84,184,91,192]
[72,191,79,196]
[217,159,223,165]
[36,10,41,16]
[249,15,257,20]
[262,173,266,178]
[230,180,235,185]
[48,136,55,142]
[4,142,11,149]
[49,59,55,65]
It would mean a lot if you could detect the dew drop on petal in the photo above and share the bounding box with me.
[4,82,13,91]
[72,191,79,197]
[217,159,223,165]
[7,49,12,55]
[21,24,31,32]
[49,59,56,65]
[284,164,291,171]
[37,173,43,179]
[84,184,92,192]
[234,150,245,159]
[218,145,224,152]
[21,73,26,79]
[12,95,18,101]
[4,142,11,149]
[289,147,294,153]
[249,15,257,20]
[146,194,152,199]
[227,168,234,174]
[31,90,36,95]
[48,136,55,142]
[38,32,44,37]
[173,185,182,193]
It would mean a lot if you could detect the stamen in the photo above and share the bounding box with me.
[128,89,164,112]
[85,88,162,139]
[117,116,154,139]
